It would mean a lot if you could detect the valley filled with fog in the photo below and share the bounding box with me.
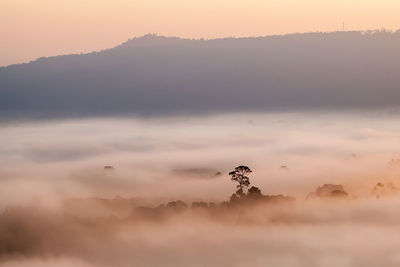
[2,112,400,266]
[2,28,400,267]
[3,111,400,205]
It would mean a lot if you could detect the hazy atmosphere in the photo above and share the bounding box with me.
[2,0,400,66]
[2,1,400,267]
[3,112,400,266]
[2,31,400,120]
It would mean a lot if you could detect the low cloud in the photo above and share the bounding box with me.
[2,198,400,267]
[1,112,400,266]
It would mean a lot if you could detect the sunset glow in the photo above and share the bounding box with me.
[2,1,400,266]
[1,0,400,66]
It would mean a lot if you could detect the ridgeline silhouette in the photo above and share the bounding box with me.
[1,30,400,120]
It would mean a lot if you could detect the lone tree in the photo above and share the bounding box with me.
[229,165,252,194]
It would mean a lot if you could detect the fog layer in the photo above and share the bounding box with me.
[2,112,400,205]
[3,198,400,267]
[2,112,400,266]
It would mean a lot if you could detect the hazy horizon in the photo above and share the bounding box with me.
[2,0,400,66]
[1,29,400,67]
[2,30,400,121]
[2,1,400,266]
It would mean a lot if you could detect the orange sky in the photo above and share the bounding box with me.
[1,0,400,66]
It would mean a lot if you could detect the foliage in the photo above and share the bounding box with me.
[229,165,252,191]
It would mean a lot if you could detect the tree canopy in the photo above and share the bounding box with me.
[229,165,252,191]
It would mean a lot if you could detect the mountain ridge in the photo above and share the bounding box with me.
[1,30,400,120]
[4,30,400,68]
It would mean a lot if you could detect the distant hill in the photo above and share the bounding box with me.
[1,30,400,120]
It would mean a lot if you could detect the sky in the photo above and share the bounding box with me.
[1,0,400,66]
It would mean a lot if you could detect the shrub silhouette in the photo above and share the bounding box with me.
[247,186,262,200]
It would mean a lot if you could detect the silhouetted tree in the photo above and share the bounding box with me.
[166,200,187,211]
[247,186,262,200]
[229,166,252,192]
